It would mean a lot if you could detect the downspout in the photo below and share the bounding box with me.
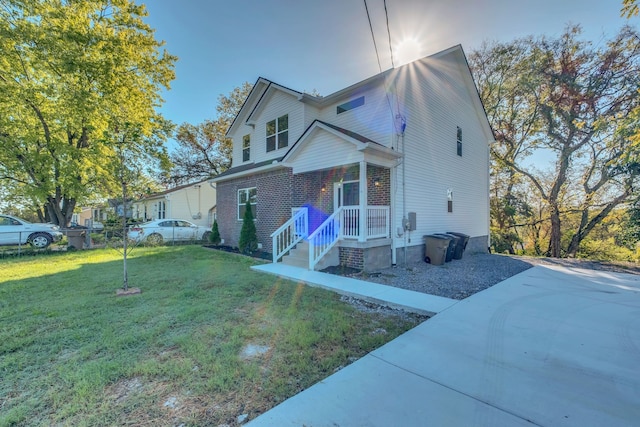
[399,117,407,267]
[402,131,407,267]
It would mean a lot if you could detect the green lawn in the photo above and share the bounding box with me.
[0,246,423,426]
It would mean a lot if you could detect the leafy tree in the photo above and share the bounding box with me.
[209,219,221,245]
[168,82,253,185]
[238,200,257,254]
[470,40,537,253]
[622,0,639,18]
[471,26,640,257]
[0,0,176,226]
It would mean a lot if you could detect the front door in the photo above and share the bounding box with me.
[334,181,360,238]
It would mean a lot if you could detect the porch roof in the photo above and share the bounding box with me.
[209,157,285,183]
[281,120,401,174]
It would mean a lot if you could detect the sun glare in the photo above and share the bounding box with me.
[395,38,423,66]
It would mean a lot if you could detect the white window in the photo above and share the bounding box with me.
[158,200,166,219]
[266,114,288,152]
[238,187,257,220]
[242,134,250,162]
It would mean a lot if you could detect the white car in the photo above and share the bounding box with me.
[128,219,211,244]
[0,214,64,249]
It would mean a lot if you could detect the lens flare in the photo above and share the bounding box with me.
[395,38,423,66]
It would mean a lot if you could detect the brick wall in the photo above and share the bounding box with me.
[339,247,364,270]
[367,165,390,206]
[216,168,293,254]
[215,163,390,258]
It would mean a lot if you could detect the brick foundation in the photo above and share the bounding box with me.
[339,247,364,270]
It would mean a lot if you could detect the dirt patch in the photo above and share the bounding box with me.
[340,295,430,323]
[203,244,272,261]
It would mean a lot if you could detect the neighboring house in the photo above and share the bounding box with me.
[131,179,217,228]
[211,44,493,271]
[71,206,107,226]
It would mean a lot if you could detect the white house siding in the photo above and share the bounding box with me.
[391,52,490,254]
[232,90,305,168]
[287,129,364,174]
[303,103,320,129]
[132,183,217,228]
[318,84,394,146]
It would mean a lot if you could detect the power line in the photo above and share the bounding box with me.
[383,0,395,68]
[363,0,383,73]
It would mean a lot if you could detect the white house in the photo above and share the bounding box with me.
[131,179,217,228]
[211,45,493,271]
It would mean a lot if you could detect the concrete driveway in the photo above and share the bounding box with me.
[248,265,640,426]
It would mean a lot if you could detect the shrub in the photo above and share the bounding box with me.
[238,200,258,254]
[209,220,221,245]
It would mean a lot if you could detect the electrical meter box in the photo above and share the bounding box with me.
[408,212,416,231]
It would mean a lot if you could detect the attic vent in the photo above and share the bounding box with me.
[337,96,365,114]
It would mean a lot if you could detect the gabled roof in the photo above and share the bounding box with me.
[282,120,401,164]
[226,44,493,144]
[226,78,323,136]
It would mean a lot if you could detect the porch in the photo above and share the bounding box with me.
[271,203,391,271]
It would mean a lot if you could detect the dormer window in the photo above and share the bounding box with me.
[242,134,250,162]
[266,114,289,152]
[337,96,365,114]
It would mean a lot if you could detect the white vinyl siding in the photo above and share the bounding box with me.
[392,52,489,247]
[288,130,366,174]
[319,85,394,147]
[237,90,304,166]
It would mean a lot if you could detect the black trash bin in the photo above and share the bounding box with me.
[65,229,86,250]
[447,231,469,259]
[423,235,449,265]
[433,233,455,262]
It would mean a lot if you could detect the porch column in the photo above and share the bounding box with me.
[359,161,367,242]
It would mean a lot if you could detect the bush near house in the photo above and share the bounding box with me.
[238,200,258,254]
[209,219,221,245]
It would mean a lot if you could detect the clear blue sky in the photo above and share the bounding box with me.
[142,0,629,129]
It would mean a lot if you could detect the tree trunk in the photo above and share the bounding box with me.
[548,203,562,257]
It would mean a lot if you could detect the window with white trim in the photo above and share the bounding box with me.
[242,134,250,162]
[158,200,166,219]
[456,126,462,156]
[266,114,288,152]
[238,187,257,220]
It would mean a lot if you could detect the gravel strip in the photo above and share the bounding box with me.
[330,253,640,300]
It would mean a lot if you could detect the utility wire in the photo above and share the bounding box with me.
[383,0,395,68]
[363,0,383,73]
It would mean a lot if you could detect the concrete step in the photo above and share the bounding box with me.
[281,254,308,268]
[281,241,339,271]
[281,241,308,268]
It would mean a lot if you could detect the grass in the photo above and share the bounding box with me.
[0,246,424,426]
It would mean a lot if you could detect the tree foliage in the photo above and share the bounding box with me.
[0,0,176,225]
[238,200,257,254]
[622,0,639,18]
[470,25,640,257]
[209,219,221,245]
[167,82,253,185]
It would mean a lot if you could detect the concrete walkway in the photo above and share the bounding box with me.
[251,263,458,315]
[248,264,640,426]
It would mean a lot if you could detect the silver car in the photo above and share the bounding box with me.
[0,214,64,249]
[128,219,211,244]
